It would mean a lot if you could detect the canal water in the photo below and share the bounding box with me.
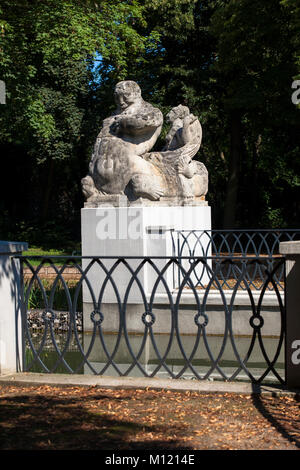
[25,330,285,384]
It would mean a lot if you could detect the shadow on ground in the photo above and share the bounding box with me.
[0,391,191,450]
[251,393,300,449]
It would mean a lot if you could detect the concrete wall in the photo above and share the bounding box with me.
[83,290,284,337]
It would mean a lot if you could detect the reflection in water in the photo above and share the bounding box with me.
[26,330,284,383]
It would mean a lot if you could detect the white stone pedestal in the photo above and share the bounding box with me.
[81,204,211,332]
[0,241,28,375]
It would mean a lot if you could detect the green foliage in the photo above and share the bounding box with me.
[126,0,300,228]
[0,0,299,243]
[0,0,159,240]
[26,279,82,311]
[281,0,300,73]
[0,0,155,161]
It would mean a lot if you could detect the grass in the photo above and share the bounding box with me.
[21,245,81,267]
[25,279,82,311]
[23,245,80,257]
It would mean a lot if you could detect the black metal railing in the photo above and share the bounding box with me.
[171,229,300,290]
[18,255,286,384]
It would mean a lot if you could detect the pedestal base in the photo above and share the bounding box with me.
[81,204,211,332]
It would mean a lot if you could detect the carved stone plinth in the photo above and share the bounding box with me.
[84,195,208,208]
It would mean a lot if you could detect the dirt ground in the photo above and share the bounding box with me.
[0,383,299,452]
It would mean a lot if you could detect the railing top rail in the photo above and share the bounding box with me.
[16,255,285,260]
[173,228,300,232]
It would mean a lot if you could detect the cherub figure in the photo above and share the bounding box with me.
[82,80,166,201]
[163,104,207,199]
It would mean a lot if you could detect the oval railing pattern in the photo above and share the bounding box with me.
[171,229,299,290]
[19,255,286,384]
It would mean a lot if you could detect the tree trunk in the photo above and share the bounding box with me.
[249,134,261,227]
[223,111,243,229]
[42,157,54,223]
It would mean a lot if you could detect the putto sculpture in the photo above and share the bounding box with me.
[82,80,208,206]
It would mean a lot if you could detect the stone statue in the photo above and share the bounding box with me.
[82,80,208,206]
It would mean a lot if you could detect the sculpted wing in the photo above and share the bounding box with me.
[157,142,201,165]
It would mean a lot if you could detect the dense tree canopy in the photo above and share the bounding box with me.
[0,0,157,245]
[128,0,300,228]
[0,0,299,248]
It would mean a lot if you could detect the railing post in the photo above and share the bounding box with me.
[279,241,300,389]
[0,241,28,375]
